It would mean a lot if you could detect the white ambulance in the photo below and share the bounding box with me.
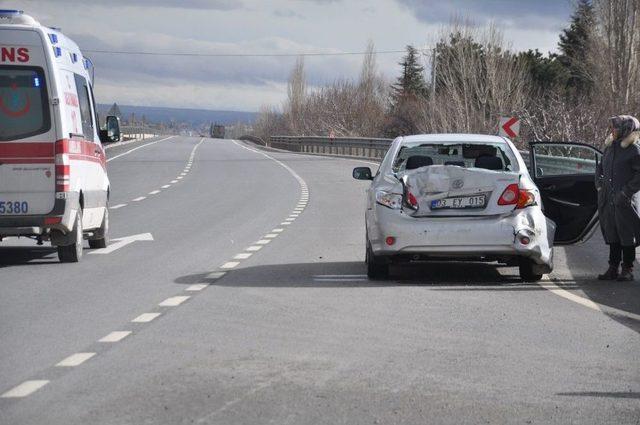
[0,10,119,262]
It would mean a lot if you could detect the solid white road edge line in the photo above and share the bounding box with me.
[106,136,174,162]
[538,279,640,322]
[1,380,49,398]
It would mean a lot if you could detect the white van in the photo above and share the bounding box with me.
[0,10,119,262]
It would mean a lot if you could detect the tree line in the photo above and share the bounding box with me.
[254,0,640,148]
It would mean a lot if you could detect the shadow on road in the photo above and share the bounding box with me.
[0,246,57,267]
[176,260,577,290]
[558,235,640,333]
[556,391,640,399]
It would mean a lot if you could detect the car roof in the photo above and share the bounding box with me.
[399,133,509,145]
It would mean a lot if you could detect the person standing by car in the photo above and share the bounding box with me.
[597,115,640,281]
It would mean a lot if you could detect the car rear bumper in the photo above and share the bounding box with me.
[367,205,555,271]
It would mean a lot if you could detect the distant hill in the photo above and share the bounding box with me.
[97,104,258,126]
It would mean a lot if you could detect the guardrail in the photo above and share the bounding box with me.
[269,136,392,159]
[267,135,597,176]
[120,126,159,141]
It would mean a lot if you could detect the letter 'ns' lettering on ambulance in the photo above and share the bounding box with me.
[1,47,30,63]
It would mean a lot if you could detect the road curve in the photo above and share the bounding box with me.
[0,137,638,425]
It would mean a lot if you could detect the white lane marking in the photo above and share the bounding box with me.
[132,313,161,323]
[171,180,179,183]
[314,278,367,282]
[284,218,295,222]
[255,239,271,245]
[293,208,304,211]
[272,229,284,233]
[206,271,227,279]
[246,246,262,252]
[109,204,127,210]
[177,176,183,180]
[280,222,292,225]
[289,214,299,218]
[1,380,49,398]
[186,284,208,291]
[234,253,253,259]
[314,275,368,278]
[99,331,131,342]
[159,296,190,307]
[180,173,187,176]
[264,234,278,238]
[132,196,146,202]
[161,185,171,189]
[149,190,161,195]
[539,280,640,322]
[220,261,240,269]
[56,352,96,367]
[106,136,174,162]
[90,233,154,255]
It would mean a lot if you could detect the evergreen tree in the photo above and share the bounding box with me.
[558,0,595,94]
[391,45,427,106]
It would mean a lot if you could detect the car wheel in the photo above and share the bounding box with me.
[519,258,543,282]
[89,208,109,249]
[58,210,84,263]
[366,242,389,279]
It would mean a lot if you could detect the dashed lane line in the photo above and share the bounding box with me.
[162,185,171,189]
[186,284,208,291]
[149,190,161,195]
[246,246,263,252]
[132,196,146,202]
[234,253,253,260]
[272,229,284,233]
[220,261,240,269]
[255,239,271,245]
[109,204,126,210]
[264,234,278,238]
[99,331,131,343]
[55,352,96,367]
[159,296,190,307]
[1,380,49,398]
[132,313,162,323]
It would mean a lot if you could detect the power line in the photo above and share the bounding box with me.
[82,48,422,58]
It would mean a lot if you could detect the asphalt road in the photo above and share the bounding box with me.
[0,136,638,424]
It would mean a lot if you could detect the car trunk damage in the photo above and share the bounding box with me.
[400,165,520,217]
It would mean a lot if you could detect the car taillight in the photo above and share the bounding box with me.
[55,139,70,192]
[498,184,536,209]
[407,191,418,208]
[498,184,519,205]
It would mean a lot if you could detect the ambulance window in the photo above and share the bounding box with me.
[0,66,51,142]
[74,74,95,142]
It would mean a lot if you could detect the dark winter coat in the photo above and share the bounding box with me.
[596,130,640,246]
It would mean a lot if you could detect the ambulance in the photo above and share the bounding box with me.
[0,10,120,262]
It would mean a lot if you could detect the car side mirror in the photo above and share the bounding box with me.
[353,167,373,180]
[100,115,121,144]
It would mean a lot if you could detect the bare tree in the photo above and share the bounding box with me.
[286,56,307,134]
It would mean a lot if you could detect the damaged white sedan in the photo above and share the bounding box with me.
[353,134,601,281]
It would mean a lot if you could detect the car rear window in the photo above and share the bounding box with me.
[0,66,50,142]
[393,142,519,173]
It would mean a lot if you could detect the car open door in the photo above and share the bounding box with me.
[529,142,602,245]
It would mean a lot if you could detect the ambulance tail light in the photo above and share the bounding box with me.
[55,139,70,192]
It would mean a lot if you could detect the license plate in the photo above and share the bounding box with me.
[430,195,486,210]
[0,200,30,215]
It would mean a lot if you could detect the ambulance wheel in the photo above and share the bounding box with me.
[58,210,84,263]
[89,209,109,249]
[519,258,542,282]
[366,242,388,280]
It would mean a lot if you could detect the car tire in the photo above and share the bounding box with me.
[366,242,389,280]
[89,208,109,249]
[519,258,543,282]
[58,210,84,263]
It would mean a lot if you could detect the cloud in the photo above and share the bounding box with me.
[33,0,244,10]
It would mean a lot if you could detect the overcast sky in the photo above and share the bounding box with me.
[2,0,573,112]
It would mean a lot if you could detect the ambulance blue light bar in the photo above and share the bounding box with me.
[53,46,62,57]
[0,10,24,17]
[70,52,78,63]
[48,33,58,44]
